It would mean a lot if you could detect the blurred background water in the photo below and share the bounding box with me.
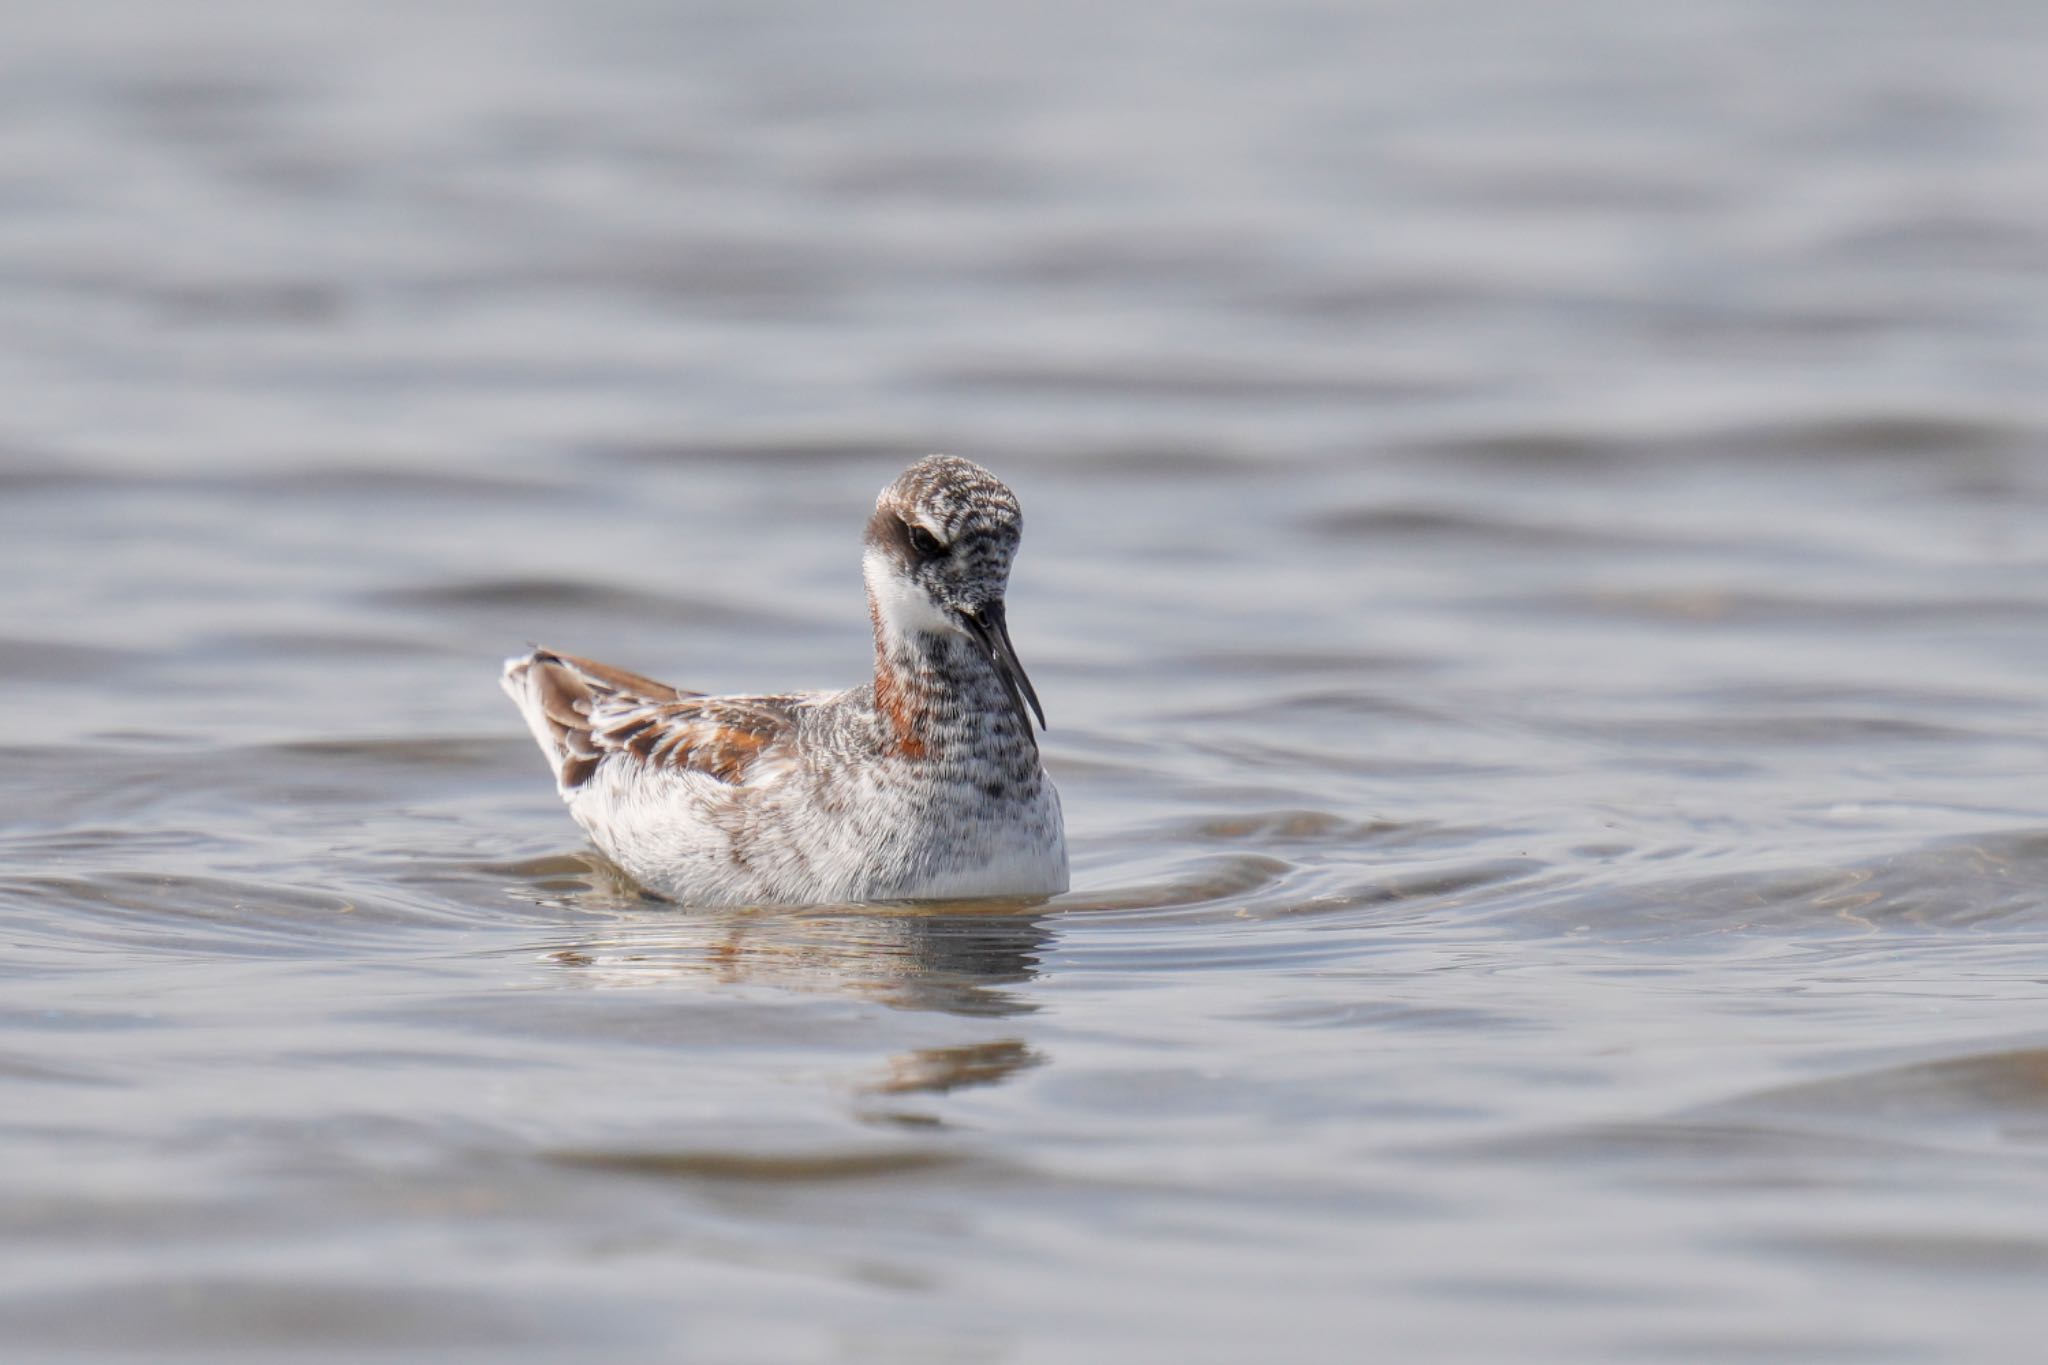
[3,0,2048,1359]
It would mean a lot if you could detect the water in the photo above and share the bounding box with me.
[4,1,2048,1359]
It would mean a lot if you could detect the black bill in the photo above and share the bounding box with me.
[961,601,1046,733]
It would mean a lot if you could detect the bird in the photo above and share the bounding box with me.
[501,454,1068,907]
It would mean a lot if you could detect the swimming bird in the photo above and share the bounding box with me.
[501,455,1068,906]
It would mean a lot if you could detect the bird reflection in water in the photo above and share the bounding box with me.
[505,852,1054,1099]
[507,855,1056,1113]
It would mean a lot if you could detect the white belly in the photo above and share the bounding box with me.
[567,759,1068,907]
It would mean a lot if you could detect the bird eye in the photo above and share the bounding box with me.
[906,524,945,558]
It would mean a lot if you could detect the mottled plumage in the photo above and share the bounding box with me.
[501,455,1068,906]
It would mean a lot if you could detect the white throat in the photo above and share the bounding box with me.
[863,546,964,652]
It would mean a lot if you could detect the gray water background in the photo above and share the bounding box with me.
[4,1,2048,1359]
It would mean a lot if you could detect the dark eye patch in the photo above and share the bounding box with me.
[905,523,946,558]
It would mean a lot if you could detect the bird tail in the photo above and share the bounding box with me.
[501,648,688,794]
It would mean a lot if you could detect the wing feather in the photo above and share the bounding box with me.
[504,648,798,792]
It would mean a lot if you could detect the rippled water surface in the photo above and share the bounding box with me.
[6,1,2048,1359]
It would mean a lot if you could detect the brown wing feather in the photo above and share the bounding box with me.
[537,650,690,704]
[512,649,796,790]
[595,698,795,784]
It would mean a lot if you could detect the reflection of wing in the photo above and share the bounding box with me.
[502,648,799,792]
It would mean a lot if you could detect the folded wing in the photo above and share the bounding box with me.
[502,649,799,794]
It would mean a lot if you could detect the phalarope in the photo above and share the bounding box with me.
[502,455,1068,906]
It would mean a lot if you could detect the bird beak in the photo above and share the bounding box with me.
[961,601,1046,733]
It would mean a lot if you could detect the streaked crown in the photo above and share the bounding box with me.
[864,455,1024,622]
